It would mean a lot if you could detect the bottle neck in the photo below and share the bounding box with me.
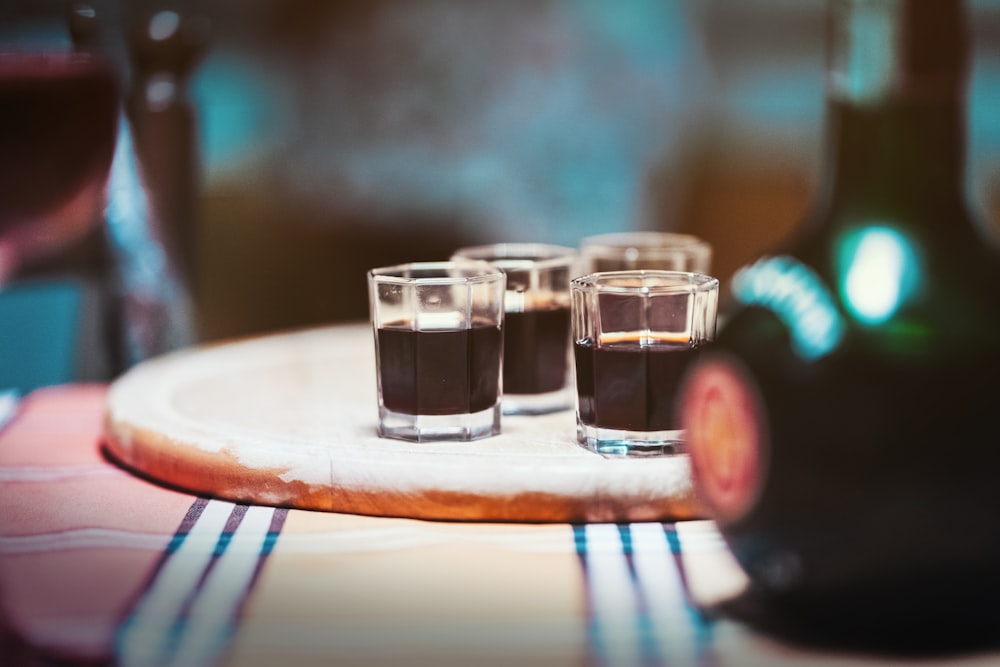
[821,0,969,209]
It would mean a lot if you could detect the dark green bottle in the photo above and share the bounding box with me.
[680,0,1000,645]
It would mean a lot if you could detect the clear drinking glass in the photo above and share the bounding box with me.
[571,270,719,456]
[579,231,712,274]
[450,243,577,415]
[368,260,505,442]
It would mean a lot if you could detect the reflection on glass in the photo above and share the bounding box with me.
[838,225,917,326]
[149,11,181,41]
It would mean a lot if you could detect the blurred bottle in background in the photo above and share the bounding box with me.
[681,0,1000,646]
[104,4,206,367]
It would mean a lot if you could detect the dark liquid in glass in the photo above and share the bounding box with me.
[575,335,704,431]
[377,323,502,415]
[503,306,570,394]
[0,53,119,233]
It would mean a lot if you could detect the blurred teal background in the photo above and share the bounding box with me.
[2,0,999,388]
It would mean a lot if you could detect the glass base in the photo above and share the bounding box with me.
[576,422,686,457]
[503,386,574,416]
[378,404,501,442]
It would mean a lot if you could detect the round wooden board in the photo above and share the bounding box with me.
[103,323,705,523]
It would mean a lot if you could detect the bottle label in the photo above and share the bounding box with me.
[731,255,845,361]
[680,355,767,525]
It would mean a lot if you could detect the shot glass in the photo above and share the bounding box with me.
[451,243,577,415]
[571,270,719,456]
[579,231,712,274]
[368,260,505,442]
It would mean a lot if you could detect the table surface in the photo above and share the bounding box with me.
[5,383,1000,666]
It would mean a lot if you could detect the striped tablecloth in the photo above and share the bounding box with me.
[3,384,999,667]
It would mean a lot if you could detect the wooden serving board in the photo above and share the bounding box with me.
[102,323,705,523]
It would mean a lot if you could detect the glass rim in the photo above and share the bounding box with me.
[571,269,719,294]
[579,231,711,258]
[451,242,577,271]
[368,259,504,285]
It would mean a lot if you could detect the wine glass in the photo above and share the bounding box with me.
[0,50,120,284]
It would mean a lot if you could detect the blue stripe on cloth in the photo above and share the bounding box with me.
[124,496,209,610]
[199,507,290,667]
[213,504,249,557]
[251,507,288,579]
[165,497,209,555]
[618,524,664,666]
[115,500,287,667]
[161,503,250,660]
[662,523,716,655]
[572,524,603,665]
[576,522,717,667]
[573,523,588,556]
[164,505,286,667]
